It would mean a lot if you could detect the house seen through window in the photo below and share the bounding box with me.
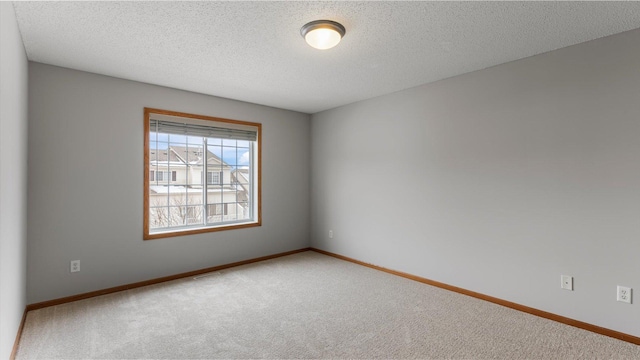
[144,108,261,239]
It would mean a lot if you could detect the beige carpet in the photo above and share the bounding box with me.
[16,251,640,359]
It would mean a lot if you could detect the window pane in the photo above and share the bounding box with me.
[222,147,237,166]
[206,137,221,146]
[237,201,250,220]
[237,149,250,166]
[149,194,169,207]
[187,189,203,205]
[207,188,223,206]
[224,203,236,222]
[191,166,202,185]
[168,206,186,227]
[149,206,169,229]
[187,136,203,145]
[207,145,222,162]
[153,133,169,142]
[186,205,203,225]
[234,168,250,185]
[168,134,187,145]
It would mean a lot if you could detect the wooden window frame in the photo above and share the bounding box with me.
[144,108,262,240]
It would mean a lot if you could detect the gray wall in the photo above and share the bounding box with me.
[28,63,310,304]
[311,28,640,337]
[0,3,29,359]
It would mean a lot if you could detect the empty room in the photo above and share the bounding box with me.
[1,1,639,359]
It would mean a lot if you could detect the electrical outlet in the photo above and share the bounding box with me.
[329,230,333,239]
[561,275,573,291]
[70,260,80,273]
[617,286,632,304]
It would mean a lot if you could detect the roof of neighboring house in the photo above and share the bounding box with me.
[149,185,201,195]
[231,168,250,193]
[232,168,249,182]
[150,146,229,167]
[149,148,181,163]
[149,185,238,195]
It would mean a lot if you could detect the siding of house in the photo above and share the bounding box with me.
[27,63,311,304]
[311,28,640,337]
[0,3,29,358]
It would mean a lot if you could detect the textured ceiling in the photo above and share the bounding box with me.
[12,1,640,114]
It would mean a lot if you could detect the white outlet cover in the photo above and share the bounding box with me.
[70,260,80,273]
[561,275,573,291]
[617,286,632,304]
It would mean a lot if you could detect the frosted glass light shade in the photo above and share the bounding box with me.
[301,20,346,50]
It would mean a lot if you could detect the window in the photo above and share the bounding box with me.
[151,171,176,182]
[200,171,221,184]
[144,108,261,239]
[207,171,221,185]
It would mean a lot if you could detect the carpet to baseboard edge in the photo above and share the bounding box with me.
[15,246,639,352]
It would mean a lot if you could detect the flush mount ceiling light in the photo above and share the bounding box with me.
[300,20,346,50]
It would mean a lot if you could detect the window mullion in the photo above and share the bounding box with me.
[166,135,171,227]
[250,142,254,220]
[221,145,224,222]
[184,137,188,226]
[203,137,208,225]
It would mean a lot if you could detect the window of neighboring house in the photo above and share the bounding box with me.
[144,108,261,239]
[152,171,176,182]
[207,171,222,185]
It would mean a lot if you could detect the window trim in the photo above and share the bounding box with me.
[143,107,262,240]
